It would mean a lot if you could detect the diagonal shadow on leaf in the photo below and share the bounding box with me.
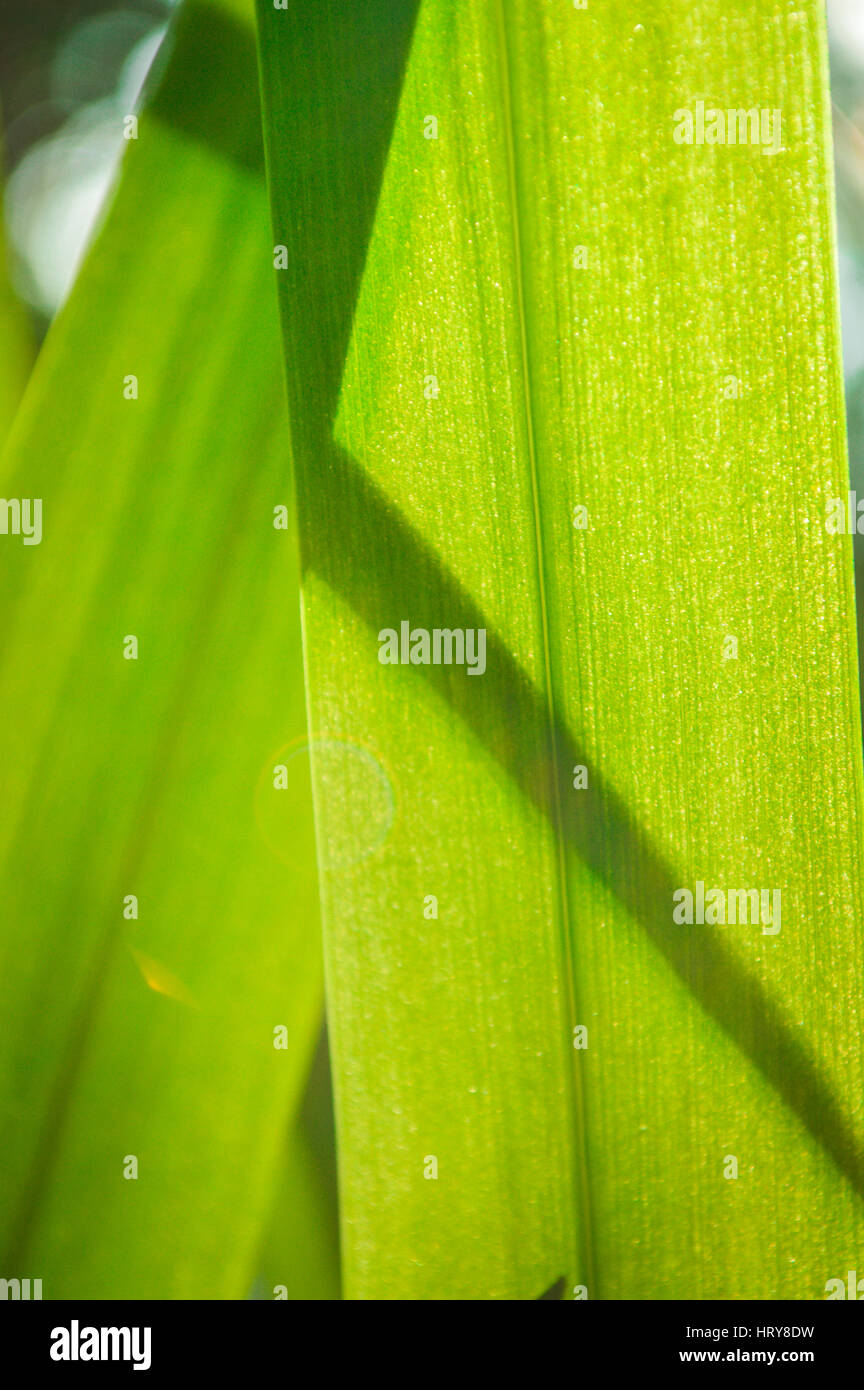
[250,0,864,1204]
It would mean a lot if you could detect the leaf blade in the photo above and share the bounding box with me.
[257,0,864,1300]
[0,0,323,1298]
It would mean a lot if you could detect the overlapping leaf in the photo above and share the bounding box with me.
[0,0,325,1298]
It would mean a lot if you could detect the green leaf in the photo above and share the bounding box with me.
[256,1120,340,1301]
[255,1033,340,1301]
[0,126,34,441]
[0,0,322,1298]
[256,0,864,1298]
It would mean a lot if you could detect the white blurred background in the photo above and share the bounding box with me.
[0,0,176,323]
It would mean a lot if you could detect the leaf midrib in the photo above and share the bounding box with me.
[493,0,595,1292]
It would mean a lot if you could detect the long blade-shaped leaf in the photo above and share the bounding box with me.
[257,0,864,1298]
[0,0,322,1298]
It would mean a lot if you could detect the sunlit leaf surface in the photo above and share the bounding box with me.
[257,0,864,1299]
